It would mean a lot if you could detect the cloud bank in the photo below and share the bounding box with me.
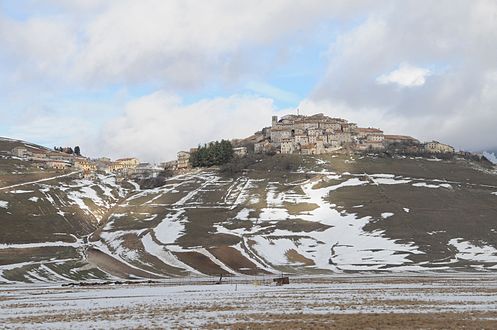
[1,1,497,161]
[99,92,279,161]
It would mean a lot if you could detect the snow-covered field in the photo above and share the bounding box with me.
[1,274,496,329]
[2,154,497,283]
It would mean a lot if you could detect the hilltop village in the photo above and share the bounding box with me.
[174,113,457,170]
[4,113,463,176]
[253,113,455,155]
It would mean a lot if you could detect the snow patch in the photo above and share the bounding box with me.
[412,182,451,189]
[449,239,497,263]
[155,210,186,244]
[9,190,34,194]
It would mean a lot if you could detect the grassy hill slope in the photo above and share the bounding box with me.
[1,139,497,282]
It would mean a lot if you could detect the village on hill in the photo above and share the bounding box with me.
[4,113,472,177]
[173,113,460,171]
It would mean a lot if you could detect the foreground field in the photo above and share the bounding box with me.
[1,274,496,329]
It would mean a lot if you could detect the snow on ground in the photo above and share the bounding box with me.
[141,233,201,274]
[28,196,39,202]
[0,241,81,249]
[216,174,426,271]
[250,237,300,265]
[99,230,142,262]
[128,180,141,191]
[154,210,186,244]
[1,275,496,329]
[449,238,497,263]
[234,208,252,220]
[372,177,412,185]
[381,212,394,219]
[403,208,410,213]
[412,182,452,189]
[0,200,8,209]
[298,178,423,270]
[257,207,291,222]
[8,189,34,194]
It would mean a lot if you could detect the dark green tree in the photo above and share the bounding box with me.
[189,140,234,168]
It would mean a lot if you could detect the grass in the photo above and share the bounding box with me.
[2,148,497,281]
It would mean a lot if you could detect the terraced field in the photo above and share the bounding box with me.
[1,138,497,282]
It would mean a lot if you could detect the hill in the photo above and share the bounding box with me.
[1,138,497,283]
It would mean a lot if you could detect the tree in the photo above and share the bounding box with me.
[189,140,234,168]
[74,146,81,156]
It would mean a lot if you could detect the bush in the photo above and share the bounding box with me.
[220,154,259,175]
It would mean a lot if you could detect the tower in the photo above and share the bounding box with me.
[272,116,278,127]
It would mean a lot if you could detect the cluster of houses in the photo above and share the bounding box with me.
[253,113,455,155]
[9,146,161,177]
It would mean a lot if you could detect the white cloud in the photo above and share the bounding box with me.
[99,92,281,162]
[313,0,497,152]
[2,1,497,156]
[376,63,431,87]
[0,0,374,88]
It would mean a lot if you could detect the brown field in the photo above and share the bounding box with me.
[1,274,496,329]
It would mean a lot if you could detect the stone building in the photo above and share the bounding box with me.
[115,158,140,169]
[255,113,364,155]
[424,141,455,154]
[280,139,296,154]
[11,147,28,158]
[74,159,97,173]
[48,152,74,162]
[108,162,125,173]
[177,151,191,170]
[254,140,273,154]
[162,160,178,170]
[233,146,248,157]
[46,160,71,170]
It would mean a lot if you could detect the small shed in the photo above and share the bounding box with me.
[273,276,290,286]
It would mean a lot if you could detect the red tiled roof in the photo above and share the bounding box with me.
[384,135,416,140]
[356,127,383,133]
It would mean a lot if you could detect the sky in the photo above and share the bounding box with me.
[1,0,497,162]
